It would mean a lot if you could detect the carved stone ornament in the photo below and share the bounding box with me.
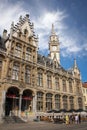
[19,81,26,88]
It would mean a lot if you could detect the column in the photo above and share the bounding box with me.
[52,94,55,109]
[18,92,22,117]
[43,93,46,112]
[0,90,6,116]
[67,96,70,110]
[0,89,6,123]
[60,95,63,109]
[74,96,78,110]
[32,92,37,113]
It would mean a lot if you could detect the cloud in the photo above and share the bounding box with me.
[33,10,87,58]
[59,28,87,57]
[0,0,27,34]
[0,0,87,58]
[33,10,68,50]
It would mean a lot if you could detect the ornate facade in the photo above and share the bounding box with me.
[0,14,84,120]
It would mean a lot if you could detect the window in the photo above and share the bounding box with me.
[55,78,60,90]
[37,92,43,111]
[55,95,60,110]
[69,97,74,109]
[46,93,52,111]
[76,81,80,93]
[69,80,73,93]
[14,43,22,58]
[25,47,31,61]
[78,98,83,109]
[25,66,31,84]
[62,79,67,92]
[63,96,68,110]
[12,63,19,80]
[84,96,86,102]
[86,89,87,94]
[85,106,87,111]
[37,72,43,87]
[47,75,52,89]
[83,89,85,93]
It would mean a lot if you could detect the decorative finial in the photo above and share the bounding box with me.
[32,22,34,29]
[25,14,29,21]
[19,15,22,22]
[11,21,14,28]
[26,14,29,18]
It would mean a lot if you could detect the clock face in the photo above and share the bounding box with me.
[52,46,57,51]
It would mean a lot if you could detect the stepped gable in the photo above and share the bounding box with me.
[10,14,38,40]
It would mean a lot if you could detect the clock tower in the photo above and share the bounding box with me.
[49,24,60,64]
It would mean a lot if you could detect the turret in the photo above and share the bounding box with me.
[73,58,81,79]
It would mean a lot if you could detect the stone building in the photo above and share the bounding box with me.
[0,14,84,120]
[82,82,87,110]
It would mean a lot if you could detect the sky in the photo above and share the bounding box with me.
[0,0,87,82]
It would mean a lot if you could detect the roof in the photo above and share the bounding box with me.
[83,82,87,88]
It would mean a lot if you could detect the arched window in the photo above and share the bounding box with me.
[37,92,43,112]
[69,96,74,109]
[12,63,19,80]
[46,93,52,111]
[55,94,60,110]
[63,95,68,110]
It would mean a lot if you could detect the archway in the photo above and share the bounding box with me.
[5,87,19,116]
[21,89,33,112]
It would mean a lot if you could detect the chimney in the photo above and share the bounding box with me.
[3,29,7,39]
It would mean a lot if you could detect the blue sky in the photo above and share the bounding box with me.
[0,0,87,82]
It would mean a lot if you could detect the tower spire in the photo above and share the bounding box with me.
[51,24,55,35]
[74,58,77,68]
[49,24,60,64]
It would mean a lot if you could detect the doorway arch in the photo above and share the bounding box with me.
[21,89,33,112]
[5,87,19,116]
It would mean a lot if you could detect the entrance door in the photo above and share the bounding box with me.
[21,89,33,112]
[5,87,19,116]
